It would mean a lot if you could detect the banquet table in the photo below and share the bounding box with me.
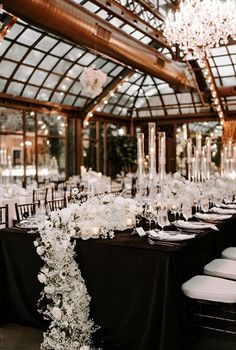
[0,217,236,350]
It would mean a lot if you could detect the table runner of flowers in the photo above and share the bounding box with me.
[35,194,140,350]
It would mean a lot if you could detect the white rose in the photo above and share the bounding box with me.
[72,187,79,195]
[80,229,92,240]
[38,273,47,284]
[80,346,90,350]
[36,246,45,256]
[44,285,55,294]
[51,307,62,320]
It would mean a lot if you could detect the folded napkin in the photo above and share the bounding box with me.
[220,203,236,209]
[210,207,236,215]
[175,220,218,231]
[148,230,195,241]
[195,212,232,221]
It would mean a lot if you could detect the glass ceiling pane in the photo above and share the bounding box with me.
[8,82,24,95]
[58,77,73,91]
[6,23,24,39]
[78,52,97,66]
[23,85,39,98]
[214,56,231,66]
[29,69,48,85]
[23,50,45,65]
[0,40,11,56]
[210,47,228,56]
[17,28,42,46]
[53,60,71,74]
[0,79,7,91]
[51,42,72,56]
[5,44,28,60]
[218,65,234,77]
[37,88,52,101]
[67,64,83,78]
[64,47,83,61]
[39,55,59,70]
[14,65,34,82]
[228,45,236,54]
[36,36,58,52]
[0,60,17,78]
[44,74,60,89]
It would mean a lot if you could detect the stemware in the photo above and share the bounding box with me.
[143,204,155,230]
[182,201,192,221]
[200,196,209,213]
[157,209,169,232]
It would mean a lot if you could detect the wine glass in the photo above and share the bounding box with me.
[182,201,192,221]
[157,209,169,232]
[143,204,155,231]
[200,196,209,213]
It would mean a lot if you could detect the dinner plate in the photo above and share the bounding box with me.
[15,220,38,230]
[148,230,195,242]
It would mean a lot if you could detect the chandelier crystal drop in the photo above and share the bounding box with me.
[162,0,236,60]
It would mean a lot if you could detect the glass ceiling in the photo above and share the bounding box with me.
[0,0,235,119]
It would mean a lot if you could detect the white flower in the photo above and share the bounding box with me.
[38,273,47,284]
[72,187,79,195]
[36,246,45,256]
[44,285,55,294]
[80,346,90,350]
[51,307,62,320]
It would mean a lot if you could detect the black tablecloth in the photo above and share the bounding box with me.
[0,217,236,350]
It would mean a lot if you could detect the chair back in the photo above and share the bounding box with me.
[47,198,67,213]
[0,204,9,228]
[15,202,38,222]
[33,188,48,205]
[51,187,66,201]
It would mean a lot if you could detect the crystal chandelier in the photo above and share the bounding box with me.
[162,0,236,60]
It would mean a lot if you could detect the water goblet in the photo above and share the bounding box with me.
[157,209,169,232]
[182,201,192,221]
[200,196,209,213]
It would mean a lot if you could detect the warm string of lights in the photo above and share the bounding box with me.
[201,59,225,125]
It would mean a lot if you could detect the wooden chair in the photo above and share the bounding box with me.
[33,188,48,205]
[46,198,67,213]
[0,204,9,228]
[15,202,39,222]
[51,187,67,202]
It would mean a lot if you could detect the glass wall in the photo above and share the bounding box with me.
[0,107,67,185]
[176,121,223,177]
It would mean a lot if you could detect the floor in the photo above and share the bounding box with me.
[0,324,42,350]
[0,323,236,350]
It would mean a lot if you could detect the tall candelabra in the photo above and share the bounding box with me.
[137,133,145,199]
[186,132,211,182]
[136,125,166,202]
[221,139,236,178]
[148,123,156,203]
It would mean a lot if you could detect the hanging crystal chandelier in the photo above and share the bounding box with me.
[162,0,236,60]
